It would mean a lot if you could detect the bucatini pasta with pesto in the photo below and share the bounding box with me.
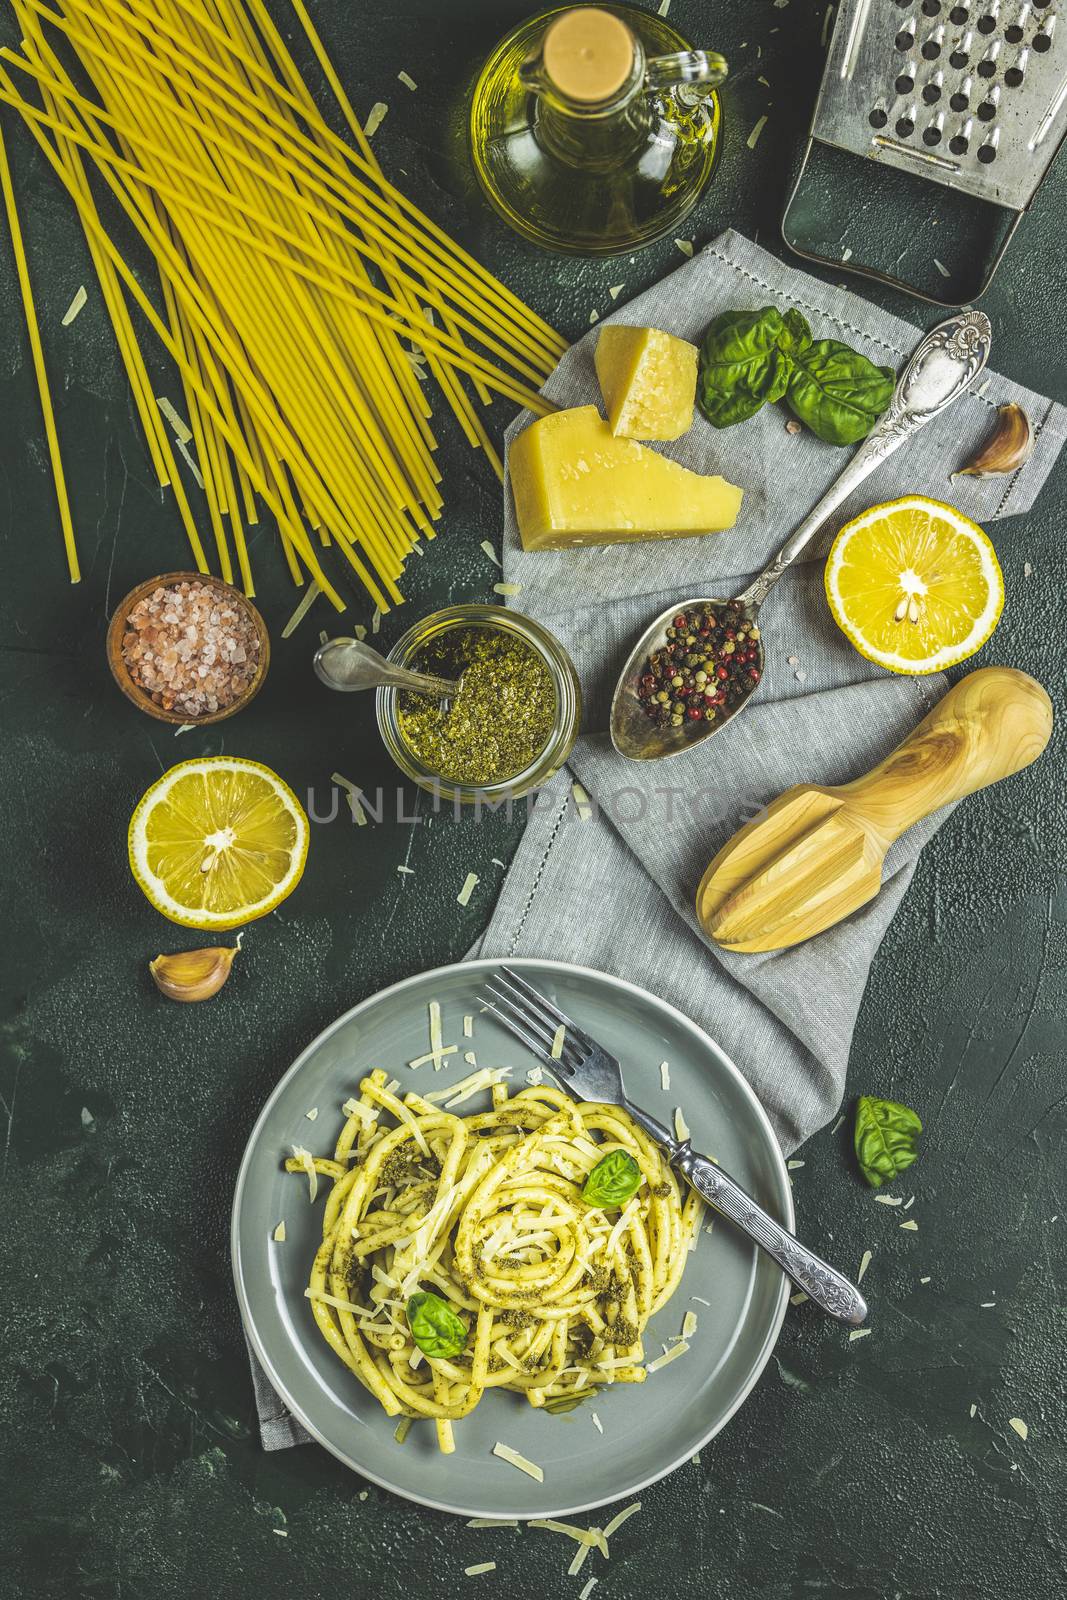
[285,1067,701,1453]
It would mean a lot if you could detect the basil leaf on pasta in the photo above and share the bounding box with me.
[582,1150,641,1208]
[406,1291,469,1359]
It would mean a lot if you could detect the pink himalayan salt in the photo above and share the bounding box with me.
[121,580,260,717]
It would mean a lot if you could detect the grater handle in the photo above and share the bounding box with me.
[736,310,992,609]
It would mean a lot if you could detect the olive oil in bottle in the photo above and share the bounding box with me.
[469,4,727,257]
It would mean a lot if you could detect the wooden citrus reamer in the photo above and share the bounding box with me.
[697,667,1052,953]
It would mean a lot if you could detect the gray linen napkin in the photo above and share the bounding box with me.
[466,228,1064,1146]
[248,229,1065,1448]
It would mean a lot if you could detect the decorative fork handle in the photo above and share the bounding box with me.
[675,1146,868,1325]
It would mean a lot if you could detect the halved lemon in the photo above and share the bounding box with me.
[825,496,1003,675]
[129,757,309,929]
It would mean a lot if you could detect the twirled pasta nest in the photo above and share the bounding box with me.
[286,1069,700,1451]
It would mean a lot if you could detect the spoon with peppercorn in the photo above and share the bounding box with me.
[314,637,461,702]
[610,310,992,761]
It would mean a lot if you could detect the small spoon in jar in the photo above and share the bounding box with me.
[610,311,993,761]
[314,637,462,700]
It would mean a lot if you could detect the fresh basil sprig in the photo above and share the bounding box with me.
[582,1150,642,1208]
[406,1291,468,1359]
[697,305,895,446]
[786,339,896,446]
[697,306,810,428]
[854,1096,922,1188]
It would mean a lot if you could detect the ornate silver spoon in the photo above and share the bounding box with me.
[609,311,992,761]
[313,637,461,700]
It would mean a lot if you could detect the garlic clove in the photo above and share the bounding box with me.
[952,402,1034,481]
[149,939,241,1002]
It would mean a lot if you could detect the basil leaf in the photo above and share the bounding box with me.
[786,340,896,446]
[406,1291,468,1359]
[780,307,813,354]
[582,1149,642,1208]
[697,306,809,429]
[854,1096,923,1188]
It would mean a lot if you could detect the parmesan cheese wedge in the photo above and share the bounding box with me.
[510,407,743,551]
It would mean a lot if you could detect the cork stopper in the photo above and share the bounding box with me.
[541,8,636,104]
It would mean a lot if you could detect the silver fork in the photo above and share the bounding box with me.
[480,966,867,1326]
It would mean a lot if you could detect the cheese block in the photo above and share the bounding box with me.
[594,325,698,440]
[510,406,743,552]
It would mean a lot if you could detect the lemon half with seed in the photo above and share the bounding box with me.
[825,496,1004,675]
[129,757,309,929]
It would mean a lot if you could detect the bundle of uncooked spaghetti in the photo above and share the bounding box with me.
[0,0,564,608]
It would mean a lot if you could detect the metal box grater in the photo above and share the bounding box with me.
[782,0,1066,303]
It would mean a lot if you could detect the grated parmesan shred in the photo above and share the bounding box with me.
[62,284,88,325]
[568,1543,592,1578]
[341,1097,379,1126]
[492,1441,543,1481]
[480,540,502,567]
[493,582,522,597]
[365,102,388,138]
[156,394,193,444]
[281,579,320,637]
[457,872,480,907]
[673,1106,690,1143]
[332,771,367,825]
[397,70,417,90]
[407,1045,458,1070]
[272,1221,286,1242]
[646,1340,688,1373]
[550,1025,566,1060]
[659,1061,670,1092]
[464,1564,496,1577]
[602,1500,642,1540]
[291,1145,318,1203]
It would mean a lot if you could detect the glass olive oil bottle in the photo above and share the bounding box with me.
[469,4,727,257]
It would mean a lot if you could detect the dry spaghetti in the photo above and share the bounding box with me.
[286,1069,700,1453]
[0,0,564,605]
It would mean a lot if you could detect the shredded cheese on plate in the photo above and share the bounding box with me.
[492,1441,543,1481]
[646,1340,689,1373]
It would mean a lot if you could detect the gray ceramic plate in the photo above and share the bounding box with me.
[232,958,792,1519]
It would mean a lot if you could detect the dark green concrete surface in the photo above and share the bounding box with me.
[1,2,1065,1596]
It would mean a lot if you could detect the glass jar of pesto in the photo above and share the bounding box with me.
[377,604,581,804]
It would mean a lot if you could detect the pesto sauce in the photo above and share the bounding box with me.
[396,626,555,784]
